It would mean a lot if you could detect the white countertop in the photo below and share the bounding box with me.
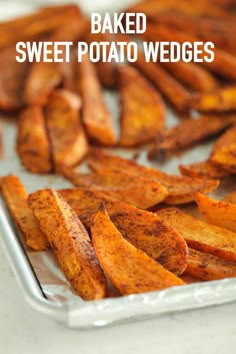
[0,242,235,354]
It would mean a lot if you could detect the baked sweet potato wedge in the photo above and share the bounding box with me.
[156,207,236,262]
[45,90,88,172]
[224,192,236,204]
[211,143,236,173]
[91,204,184,295]
[17,106,52,174]
[0,175,49,250]
[78,53,116,146]
[0,46,29,112]
[132,51,190,111]
[58,188,188,275]
[118,65,165,147]
[62,167,168,209]
[191,86,236,112]
[185,248,236,281]
[161,61,218,93]
[148,114,236,160]
[195,192,236,233]
[28,189,106,300]
[88,149,219,205]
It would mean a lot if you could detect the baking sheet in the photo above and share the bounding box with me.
[0,0,236,329]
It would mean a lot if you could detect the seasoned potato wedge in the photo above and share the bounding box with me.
[179,274,201,284]
[157,207,236,262]
[88,149,219,205]
[0,46,29,112]
[132,51,190,111]
[224,192,236,204]
[28,189,106,300]
[78,53,116,146]
[179,160,228,179]
[211,143,236,173]
[185,248,236,281]
[118,65,165,147]
[45,90,88,172]
[62,167,168,209]
[58,188,188,275]
[195,193,236,233]
[91,204,184,295]
[17,106,52,174]
[148,114,236,159]
[161,60,218,93]
[0,175,49,250]
[191,86,236,112]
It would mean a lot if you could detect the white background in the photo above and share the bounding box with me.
[0,1,236,353]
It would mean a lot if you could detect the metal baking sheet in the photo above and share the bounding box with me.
[0,1,236,329]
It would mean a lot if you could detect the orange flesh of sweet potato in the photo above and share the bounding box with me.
[17,106,52,174]
[88,149,219,205]
[195,192,236,233]
[78,53,116,146]
[156,207,236,262]
[185,248,236,281]
[191,86,236,112]
[118,65,165,147]
[148,114,236,159]
[58,188,188,275]
[132,51,191,111]
[0,175,49,250]
[28,189,106,300]
[224,192,236,204]
[62,167,168,209]
[45,90,88,172]
[211,143,236,173]
[91,204,184,296]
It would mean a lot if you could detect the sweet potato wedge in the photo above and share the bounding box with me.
[78,53,116,146]
[58,188,188,275]
[191,86,236,112]
[118,65,165,147]
[132,51,191,111]
[195,193,236,233]
[211,143,236,173]
[224,192,236,204]
[0,46,29,112]
[0,175,49,250]
[91,204,184,296]
[185,248,236,281]
[45,90,88,172]
[161,61,218,93]
[148,114,236,160]
[179,123,236,178]
[156,207,236,262]
[142,24,236,81]
[28,189,106,300]
[62,166,168,209]
[179,274,201,284]
[17,106,52,174]
[88,149,219,205]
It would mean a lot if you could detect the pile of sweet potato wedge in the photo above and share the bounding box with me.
[1,1,236,300]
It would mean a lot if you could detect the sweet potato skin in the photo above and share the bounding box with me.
[0,175,49,250]
[195,193,236,233]
[91,204,184,296]
[88,149,219,205]
[58,188,188,276]
[28,189,106,300]
[179,160,228,179]
[78,53,116,146]
[17,106,52,174]
[62,166,168,209]
[45,90,88,172]
[118,65,165,147]
[156,207,236,262]
[185,248,236,281]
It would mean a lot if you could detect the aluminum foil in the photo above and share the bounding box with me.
[0,1,236,329]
